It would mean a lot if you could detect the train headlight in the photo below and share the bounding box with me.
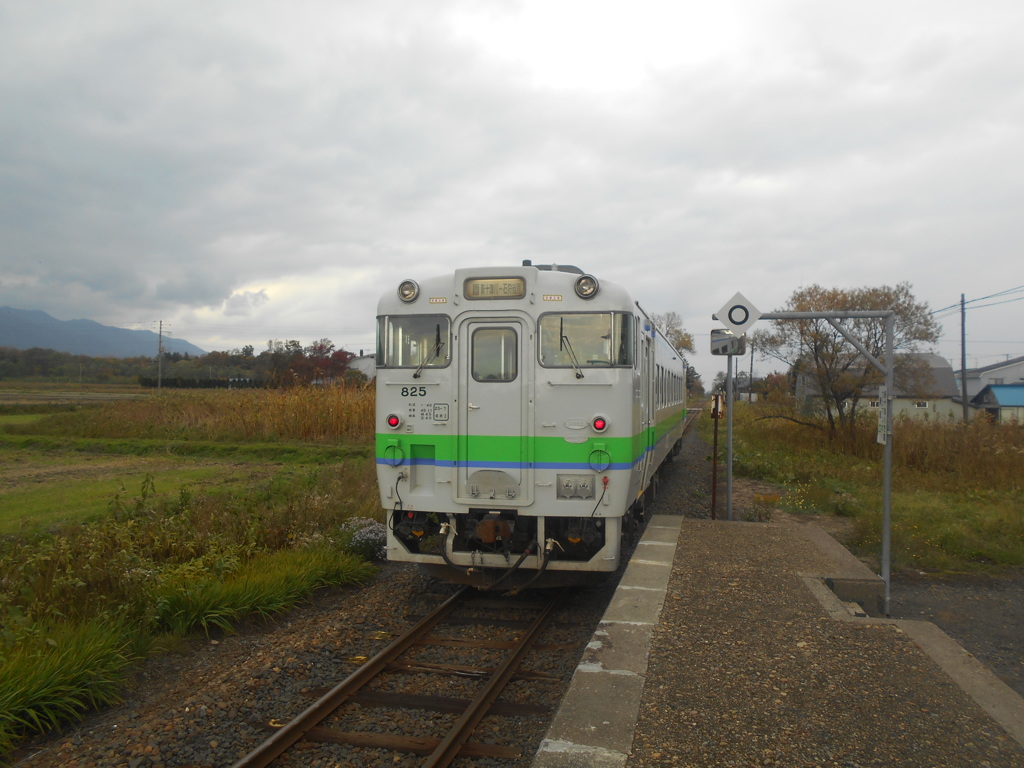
[574,274,600,299]
[398,280,420,303]
[386,413,403,429]
[592,416,608,432]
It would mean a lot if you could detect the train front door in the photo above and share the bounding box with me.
[456,318,532,504]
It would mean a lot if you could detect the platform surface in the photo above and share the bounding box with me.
[533,516,1024,767]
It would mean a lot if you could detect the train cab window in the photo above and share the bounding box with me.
[378,315,451,369]
[472,327,518,382]
[539,312,633,369]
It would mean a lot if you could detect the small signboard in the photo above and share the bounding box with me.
[711,394,725,419]
[876,385,888,445]
[710,328,746,356]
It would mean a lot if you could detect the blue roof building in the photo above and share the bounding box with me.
[970,384,1024,424]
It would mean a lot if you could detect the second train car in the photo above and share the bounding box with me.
[375,262,686,588]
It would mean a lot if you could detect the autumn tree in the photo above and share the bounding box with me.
[651,312,695,354]
[758,283,940,437]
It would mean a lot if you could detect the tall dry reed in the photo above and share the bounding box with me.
[11,386,376,444]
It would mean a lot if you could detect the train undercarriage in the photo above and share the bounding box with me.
[388,506,646,589]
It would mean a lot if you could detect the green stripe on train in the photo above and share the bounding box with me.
[375,408,684,465]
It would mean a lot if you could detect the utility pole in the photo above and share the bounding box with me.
[726,355,734,521]
[960,294,969,423]
[748,343,754,402]
[157,321,164,392]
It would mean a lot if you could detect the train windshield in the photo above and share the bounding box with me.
[538,312,633,368]
[378,315,452,368]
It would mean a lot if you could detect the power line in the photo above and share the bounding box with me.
[969,295,1024,311]
[931,284,1024,315]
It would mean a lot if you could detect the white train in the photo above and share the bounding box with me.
[375,262,686,588]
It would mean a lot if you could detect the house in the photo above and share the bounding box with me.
[349,352,376,380]
[956,355,1024,398]
[970,384,1024,424]
[862,352,963,421]
[796,352,963,421]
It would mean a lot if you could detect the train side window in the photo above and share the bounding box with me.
[472,327,518,382]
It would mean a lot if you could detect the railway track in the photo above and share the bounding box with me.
[231,586,567,767]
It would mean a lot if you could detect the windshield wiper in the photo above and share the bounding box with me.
[560,318,584,379]
[413,324,445,378]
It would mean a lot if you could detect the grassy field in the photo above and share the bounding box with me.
[704,402,1024,573]
[0,386,380,755]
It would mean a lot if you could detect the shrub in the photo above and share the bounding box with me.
[0,619,131,755]
[152,548,374,636]
[339,517,388,562]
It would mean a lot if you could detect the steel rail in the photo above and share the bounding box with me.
[423,589,564,767]
[230,585,470,768]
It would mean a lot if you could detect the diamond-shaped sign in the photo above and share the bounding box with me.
[715,292,761,336]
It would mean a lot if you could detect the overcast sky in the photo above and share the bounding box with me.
[2,0,1022,385]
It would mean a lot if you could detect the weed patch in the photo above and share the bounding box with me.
[705,405,1024,573]
[0,619,131,755]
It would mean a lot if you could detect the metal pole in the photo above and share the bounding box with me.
[157,320,163,392]
[961,294,969,423]
[882,313,894,615]
[749,344,754,403]
[711,404,720,520]
[726,355,734,521]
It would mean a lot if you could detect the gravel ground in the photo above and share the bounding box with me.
[626,428,1024,767]
[889,572,1024,699]
[660,428,1024,701]
[626,519,1024,767]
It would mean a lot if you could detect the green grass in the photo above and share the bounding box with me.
[0,433,370,461]
[153,547,374,635]
[0,458,249,534]
[0,414,47,427]
[0,443,371,535]
[0,620,132,756]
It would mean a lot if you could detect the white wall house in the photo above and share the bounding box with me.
[861,353,963,421]
[797,352,963,421]
[349,352,376,380]
[956,355,1024,398]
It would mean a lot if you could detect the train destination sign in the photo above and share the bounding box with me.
[464,277,527,300]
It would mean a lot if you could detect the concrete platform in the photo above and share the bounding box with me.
[532,515,1024,767]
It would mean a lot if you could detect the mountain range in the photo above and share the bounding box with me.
[0,307,207,358]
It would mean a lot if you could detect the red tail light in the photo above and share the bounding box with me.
[386,414,402,429]
[592,416,608,432]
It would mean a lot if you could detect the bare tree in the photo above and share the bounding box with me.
[759,283,940,436]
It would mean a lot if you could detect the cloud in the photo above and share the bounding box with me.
[223,289,270,317]
[1,0,1022,382]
